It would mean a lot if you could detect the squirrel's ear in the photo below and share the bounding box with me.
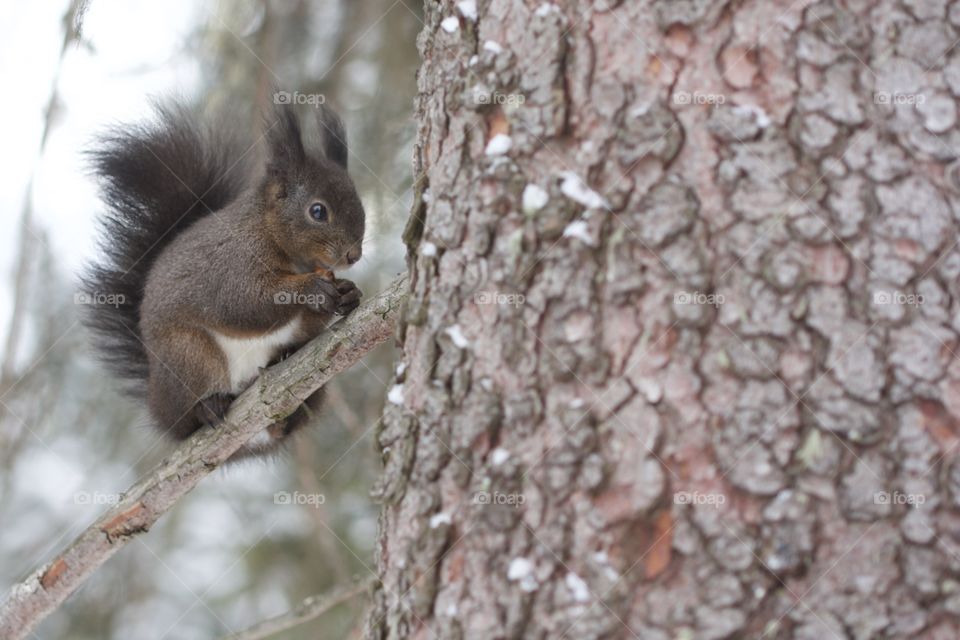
[264,102,306,187]
[316,104,348,169]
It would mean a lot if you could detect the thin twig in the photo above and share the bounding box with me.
[0,276,407,640]
[221,576,376,640]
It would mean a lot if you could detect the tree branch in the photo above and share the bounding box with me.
[0,276,407,640]
[220,576,376,640]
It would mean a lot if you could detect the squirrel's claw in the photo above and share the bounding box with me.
[333,279,362,315]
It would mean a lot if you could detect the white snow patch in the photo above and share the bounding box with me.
[421,241,438,257]
[469,55,479,66]
[565,572,591,603]
[430,512,452,528]
[593,551,618,580]
[637,377,663,403]
[457,0,477,21]
[485,133,512,156]
[483,40,503,54]
[445,324,470,348]
[563,220,595,246]
[490,448,511,465]
[395,362,407,377]
[560,172,608,209]
[421,188,432,203]
[387,384,404,405]
[441,16,460,33]
[733,104,771,128]
[508,557,538,592]
[569,398,585,409]
[8,580,41,600]
[508,557,533,579]
[522,184,549,213]
[535,3,560,16]
[445,603,459,616]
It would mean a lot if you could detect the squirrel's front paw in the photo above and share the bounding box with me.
[301,276,343,314]
[333,278,362,315]
[302,276,361,315]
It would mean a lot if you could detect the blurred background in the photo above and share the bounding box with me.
[0,0,420,637]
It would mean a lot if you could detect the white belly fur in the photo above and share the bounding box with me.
[211,316,302,393]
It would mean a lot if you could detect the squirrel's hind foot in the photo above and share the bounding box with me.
[192,392,236,427]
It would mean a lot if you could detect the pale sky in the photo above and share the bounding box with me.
[0,0,202,349]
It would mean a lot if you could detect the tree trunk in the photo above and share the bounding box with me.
[369,1,960,638]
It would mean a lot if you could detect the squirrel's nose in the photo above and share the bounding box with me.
[346,249,361,265]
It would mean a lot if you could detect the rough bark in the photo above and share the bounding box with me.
[0,276,406,640]
[369,1,960,639]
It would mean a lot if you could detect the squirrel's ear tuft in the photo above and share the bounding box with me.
[316,104,348,169]
[264,101,306,187]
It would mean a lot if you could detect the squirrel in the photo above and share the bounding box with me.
[82,98,365,459]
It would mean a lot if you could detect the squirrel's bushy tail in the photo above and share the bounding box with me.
[81,102,248,393]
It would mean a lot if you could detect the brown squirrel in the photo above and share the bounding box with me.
[82,97,365,459]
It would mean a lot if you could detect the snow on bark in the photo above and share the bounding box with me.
[370,1,960,638]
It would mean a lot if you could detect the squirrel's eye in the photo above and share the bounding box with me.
[309,202,328,222]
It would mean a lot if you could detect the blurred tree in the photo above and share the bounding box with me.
[369,1,960,638]
[1,0,419,639]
